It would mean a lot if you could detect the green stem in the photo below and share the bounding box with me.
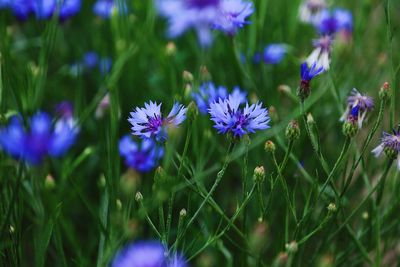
[171,141,234,250]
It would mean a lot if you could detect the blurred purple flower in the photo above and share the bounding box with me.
[315,8,353,35]
[209,93,270,137]
[93,0,127,18]
[119,136,164,172]
[372,128,400,170]
[213,0,254,35]
[340,88,374,128]
[298,0,326,24]
[306,35,332,70]
[111,241,187,267]
[128,101,187,141]
[263,44,287,64]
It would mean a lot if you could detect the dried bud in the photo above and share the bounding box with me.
[182,71,194,83]
[264,140,276,153]
[135,192,143,202]
[327,203,336,213]
[44,174,56,190]
[285,120,300,140]
[379,82,391,101]
[253,166,266,183]
[180,209,187,217]
[165,42,177,56]
[285,240,298,253]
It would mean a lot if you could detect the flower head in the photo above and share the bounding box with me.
[372,128,400,170]
[93,0,128,18]
[0,108,79,165]
[192,82,246,114]
[298,0,326,24]
[340,88,374,128]
[315,8,353,36]
[128,101,187,142]
[119,135,164,172]
[209,93,270,137]
[263,44,288,64]
[213,0,254,35]
[298,62,324,100]
[111,241,187,267]
[306,35,333,70]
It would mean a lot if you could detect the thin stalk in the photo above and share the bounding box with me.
[139,201,162,239]
[171,141,234,250]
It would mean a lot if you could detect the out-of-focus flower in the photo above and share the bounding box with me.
[156,0,253,47]
[6,0,81,20]
[372,127,400,170]
[298,0,326,24]
[315,8,353,36]
[306,35,333,70]
[83,52,99,69]
[192,82,246,114]
[93,0,128,18]
[95,93,110,119]
[209,93,270,137]
[213,0,254,35]
[340,88,374,129]
[70,52,112,76]
[119,135,164,172]
[0,107,79,165]
[111,241,187,267]
[263,44,288,64]
[128,101,187,141]
[298,62,324,100]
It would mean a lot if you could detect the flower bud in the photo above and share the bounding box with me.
[285,120,300,140]
[45,174,56,190]
[184,83,192,100]
[199,65,211,81]
[187,101,199,122]
[180,209,187,217]
[165,42,176,56]
[9,225,15,234]
[327,203,336,213]
[306,113,315,125]
[269,106,279,122]
[379,82,391,101]
[135,192,143,202]
[253,166,266,183]
[264,140,276,153]
[182,71,194,83]
[285,240,298,253]
[278,84,291,95]
[342,120,358,138]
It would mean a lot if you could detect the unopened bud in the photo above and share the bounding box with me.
[180,209,187,217]
[184,83,192,100]
[199,65,211,81]
[135,192,143,202]
[187,101,198,122]
[285,120,300,140]
[306,113,315,125]
[379,82,391,101]
[116,199,122,210]
[45,174,56,190]
[362,212,369,220]
[182,71,194,83]
[253,166,266,183]
[278,85,291,95]
[327,203,336,213]
[285,240,298,253]
[165,42,176,56]
[264,140,276,153]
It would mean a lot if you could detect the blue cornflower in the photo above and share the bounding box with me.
[213,0,254,35]
[83,52,99,69]
[8,0,81,20]
[298,62,324,100]
[119,135,164,172]
[93,0,127,18]
[192,82,246,114]
[156,0,253,47]
[340,88,374,129]
[111,241,187,267]
[372,127,400,170]
[128,101,187,142]
[0,109,78,165]
[209,93,270,137]
[59,0,81,20]
[263,44,287,64]
[315,8,353,35]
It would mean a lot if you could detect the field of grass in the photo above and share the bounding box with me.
[0,0,400,266]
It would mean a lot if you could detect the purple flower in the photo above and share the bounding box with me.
[8,0,81,20]
[372,128,400,170]
[209,93,270,137]
[128,101,187,141]
[306,35,333,70]
[315,8,353,35]
[263,44,287,64]
[83,52,99,69]
[93,0,127,18]
[156,0,253,47]
[111,241,187,267]
[119,136,164,172]
[298,62,324,100]
[0,107,78,165]
[213,0,254,35]
[340,88,374,128]
[59,0,81,20]
[192,82,246,114]
[298,0,326,24]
